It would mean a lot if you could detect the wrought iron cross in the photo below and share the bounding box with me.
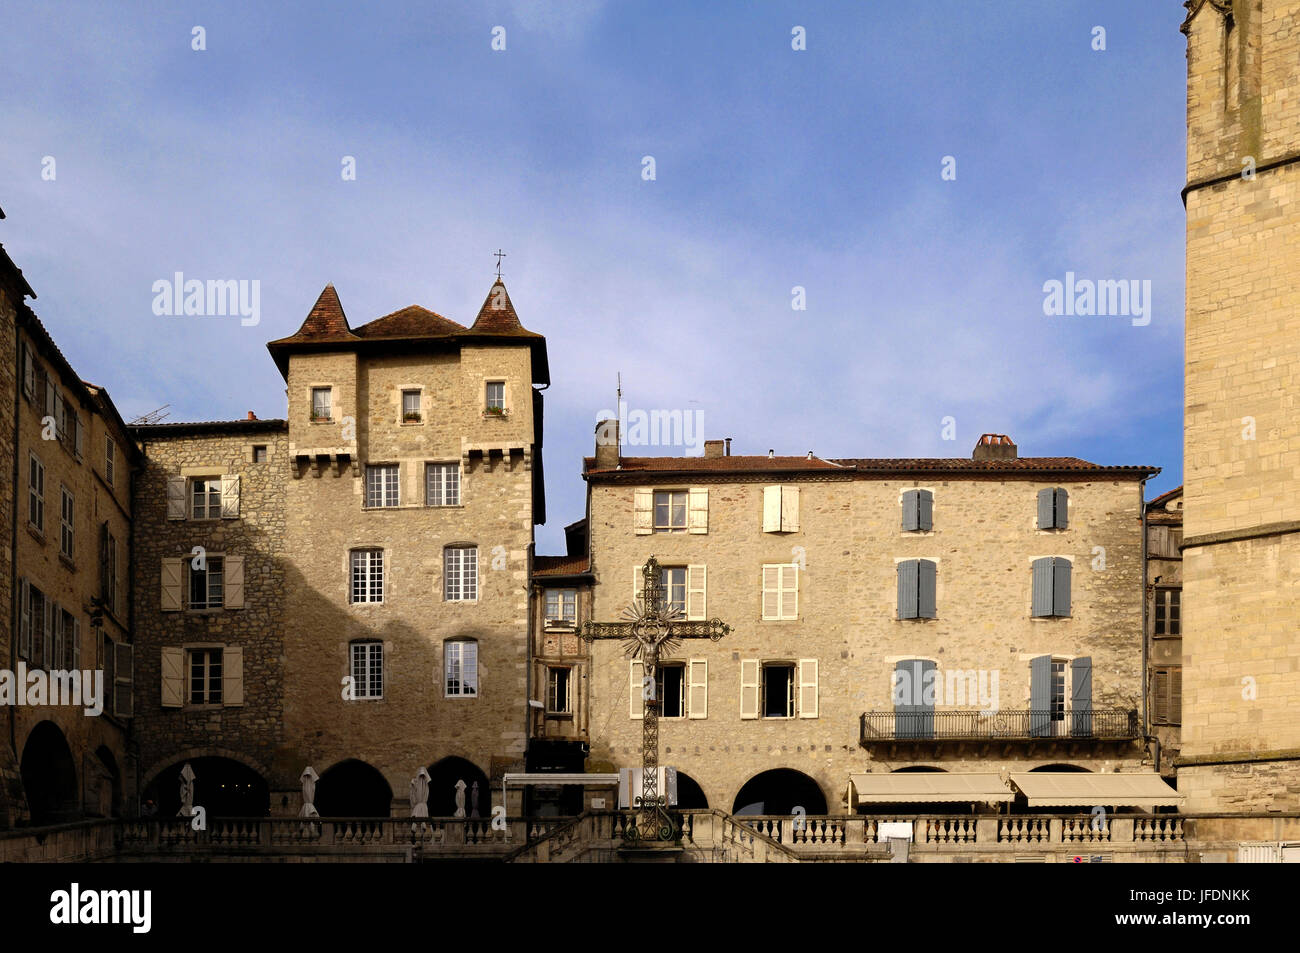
[493,248,507,280]
[581,556,730,841]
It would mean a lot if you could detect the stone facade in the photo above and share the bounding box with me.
[1145,487,1183,779]
[1180,0,1300,819]
[0,252,21,822]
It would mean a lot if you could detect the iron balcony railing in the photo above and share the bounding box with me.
[860,708,1139,743]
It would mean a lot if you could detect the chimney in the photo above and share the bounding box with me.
[768,449,775,459]
[594,418,620,469]
[247,411,258,420]
[972,433,1018,461]
[704,440,725,458]
[724,438,732,456]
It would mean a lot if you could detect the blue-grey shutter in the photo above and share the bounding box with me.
[917,559,937,619]
[1071,656,1092,737]
[1054,488,1069,529]
[1053,558,1071,617]
[901,490,919,531]
[917,490,933,531]
[897,560,919,619]
[1029,655,1052,737]
[893,660,917,738]
[1037,488,1054,529]
[917,659,935,738]
[1031,557,1053,617]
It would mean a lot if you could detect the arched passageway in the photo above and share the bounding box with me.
[732,769,827,816]
[316,759,393,817]
[20,721,79,825]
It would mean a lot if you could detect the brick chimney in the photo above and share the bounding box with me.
[704,439,725,458]
[247,411,258,420]
[594,418,620,469]
[973,433,1017,461]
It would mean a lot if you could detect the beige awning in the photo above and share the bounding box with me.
[849,773,1013,804]
[1008,772,1184,808]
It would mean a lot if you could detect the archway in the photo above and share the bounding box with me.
[732,769,827,816]
[316,759,393,817]
[89,746,122,817]
[427,757,490,817]
[892,765,947,772]
[675,771,708,810]
[142,757,269,817]
[20,721,78,825]
[1029,763,1092,772]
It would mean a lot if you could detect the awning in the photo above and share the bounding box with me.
[1008,772,1184,808]
[849,773,1013,805]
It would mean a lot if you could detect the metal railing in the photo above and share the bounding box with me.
[860,708,1139,742]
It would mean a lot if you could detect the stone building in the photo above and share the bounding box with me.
[1146,486,1183,780]
[0,238,138,827]
[1179,0,1300,826]
[579,429,1172,817]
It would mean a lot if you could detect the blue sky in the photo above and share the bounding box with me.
[1,1,1186,553]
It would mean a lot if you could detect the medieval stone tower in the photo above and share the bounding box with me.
[1180,0,1300,816]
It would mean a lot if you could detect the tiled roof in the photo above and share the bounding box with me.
[585,456,840,474]
[131,419,288,435]
[354,305,466,339]
[1147,485,1184,508]
[533,555,592,576]
[469,280,543,338]
[267,284,358,345]
[585,455,1158,477]
[831,457,1157,473]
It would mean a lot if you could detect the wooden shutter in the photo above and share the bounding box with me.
[761,565,781,620]
[18,579,30,660]
[781,564,798,619]
[73,414,83,457]
[1054,488,1069,529]
[114,643,133,718]
[22,343,34,399]
[686,564,707,620]
[917,490,933,531]
[161,646,184,707]
[1169,667,1182,725]
[897,560,919,619]
[688,658,708,719]
[1053,558,1072,617]
[633,488,653,535]
[223,646,244,706]
[1031,557,1053,617]
[798,659,818,718]
[1037,488,1054,529]
[917,659,936,737]
[781,486,800,532]
[762,486,782,532]
[1071,656,1093,737]
[50,387,61,433]
[52,604,64,670]
[220,475,241,518]
[72,619,81,670]
[894,660,917,737]
[224,555,245,609]
[160,558,183,612]
[740,660,760,719]
[633,565,646,603]
[630,660,644,719]
[918,559,937,618]
[166,476,187,520]
[1029,655,1052,737]
[902,489,920,531]
[42,599,53,668]
[1152,670,1169,723]
[38,369,50,417]
[688,487,708,534]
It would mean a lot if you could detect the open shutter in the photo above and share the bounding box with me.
[220,475,241,518]
[762,486,782,532]
[51,389,63,438]
[897,560,919,619]
[917,490,933,531]
[160,557,183,611]
[781,564,798,619]
[894,660,917,737]
[166,476,187,520]
[1169,668,1182,724]
[42,599,53,668]
[761,565,780,620]
[18,579,31,660]
[161,646,184,707]
[740,660,760,719]
[1037,488,1054,529]
[781,486,800,532]
[1152,670,1169,723]
[798,659,818,718]
[1071,656,1092,737]
[1031,557,1053,617]
[1054,488,1069,529]
[22,343,34,399]
[688,658,708,719]
[688,487,708,534]
[224,555,245,609]
[1029,655,1052,737]
[223,646,244,706]
[630,660,644,719]
[917,660,935,738]
[74,414,83,457]
[52,604,64,670]
[1053,558,1072,617]
[901,490,920,531]
[686,564,707,620]
[113,643,133,718]
[72,619,81,670]
[633,488,653,535]
[918,559,937,619]
[633,565,646,604]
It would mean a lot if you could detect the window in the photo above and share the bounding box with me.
[1031,557,1072,617]
[761,564,798,620]
[252,445,268,463]
[21,342,35,401]
[896,559,938,620]
[365,465,400,507]
[101,526,119,615]
[425,463,460,506]
[59,487,74,559]
[189,648,223,705]
[19,582,46,663]
[1049,659,1067,725]
[105,436,116,486]
[350,641,384,699]
[485,381,505,413]
[547,667,572,714]
[311,387,332,421]
[544,588,577,624]
[189,556,225,610]
[28,453,44,532]
[401,389,422,422]
[59,608,79,670]
[658,567,687,616]
[902,489,934,532]
[350,550,384,604]
[445,640,478,696]
[191,477,222,519]
[1028,655,1092,738]
[656,663,685,718]
[762,485,800,533]
[1154,588,1181,637]
[444,546,478,601]
[1037,487,1069,530]
[1152,667,1182,725]
[893,659,936,739]
[653,490,687,532]
[762,664,795,718]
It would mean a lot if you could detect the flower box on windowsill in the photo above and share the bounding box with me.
[402,413,423,424]
[544,619,576,631]
[310,415,332,423]
[483,407,508,419]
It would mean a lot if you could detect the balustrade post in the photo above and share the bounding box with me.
[1049,818,1063,843]
[1113,817,1135,842]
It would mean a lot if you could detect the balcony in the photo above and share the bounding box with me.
[859,708,1140,756]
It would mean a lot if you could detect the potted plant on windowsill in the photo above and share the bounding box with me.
[484,406,506,417]
[403,412,422,423]
[310,414,331,423]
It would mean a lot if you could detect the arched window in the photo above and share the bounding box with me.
[445,640,478,697]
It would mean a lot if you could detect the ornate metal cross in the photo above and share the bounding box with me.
[581,556,731,842]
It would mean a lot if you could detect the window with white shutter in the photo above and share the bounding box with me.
[166,476,187,520]
[223,646,244,706]
[687,658,708,720]
[761,564,798,620]
[220,475,241,518]
[630,659,645,719]
[633,488,653,535]
[739,659,760,719]
[688,487,709,534]
[161,646,184,707]
[190,477,221,519]
[28,453,44,533]
[798,659,818,719]
[762,486,800,533]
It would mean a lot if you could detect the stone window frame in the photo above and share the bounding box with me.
[364,463,401,508]
[444,638,479,698]
[189,475,223,521]
[400,387,423,425]
[185,643,225,709]
[425,462,461,507]
[349,639,384,700]
[443,545,479,602]
[187,553,226,611]
[309,385,334,422]
[484,380,507,416]
[349,548,385,605]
